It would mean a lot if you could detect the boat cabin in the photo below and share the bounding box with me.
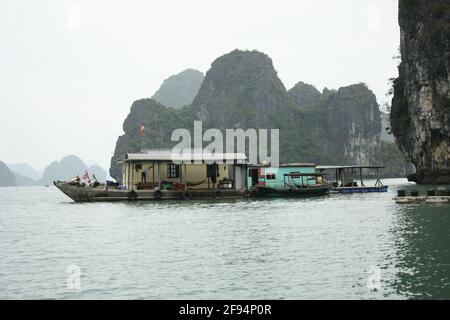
[121,149,247,191]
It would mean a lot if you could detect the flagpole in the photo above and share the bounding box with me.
[139,124,145,152]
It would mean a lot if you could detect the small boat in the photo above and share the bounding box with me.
[331,185,388,193]
[248,163,331,197]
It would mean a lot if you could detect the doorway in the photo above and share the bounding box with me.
[249,168,259,186]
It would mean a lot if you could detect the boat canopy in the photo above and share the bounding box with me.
[316,165,384,170]
[248,163,316,168]
[284,173,326,177]
[316,165,385,188]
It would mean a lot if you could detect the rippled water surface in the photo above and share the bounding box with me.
[1,178,449,299]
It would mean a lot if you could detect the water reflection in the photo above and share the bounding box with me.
[389,199,450,299]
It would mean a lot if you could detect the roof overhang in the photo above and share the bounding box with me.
[124,150,247,163]
[316,165,384,170]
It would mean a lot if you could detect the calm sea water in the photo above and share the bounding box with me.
[1,178,449,300]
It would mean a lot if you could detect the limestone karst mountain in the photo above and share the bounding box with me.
[0,161,17,187]
[391,0,450,184]
[40,155,108,185]
[13,172,40,186]
[151,69,204,109]
[190,50,295,130]
[7,163,42,181]
[290,83,383,166]
[40,155,87,184]
[288,81,322,109]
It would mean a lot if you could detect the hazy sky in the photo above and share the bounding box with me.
[0,0,400,171]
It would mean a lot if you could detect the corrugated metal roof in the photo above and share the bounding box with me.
[279,163,316,167]
[316,165,384,170]
[247,163,316,168]
[125,149,247,162]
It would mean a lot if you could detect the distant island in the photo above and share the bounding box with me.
[0,156,108,187]
[0,161,16,187]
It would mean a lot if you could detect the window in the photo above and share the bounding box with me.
[266,174,276,180]
[167,163,180,178]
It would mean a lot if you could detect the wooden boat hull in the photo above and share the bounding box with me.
[54,181,247,202]
[253,185,330,197]
[332,186,388,193]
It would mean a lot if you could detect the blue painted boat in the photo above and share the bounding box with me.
[248,163,331,197]
[333,186,388,193]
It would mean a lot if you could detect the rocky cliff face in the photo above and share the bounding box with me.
[289,83,383,166]
[0,161,17,187]
[391,0,450,184]
[152,69,204,109]
[322,84,382,165]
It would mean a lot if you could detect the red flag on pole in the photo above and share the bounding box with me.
[82,171,90,182]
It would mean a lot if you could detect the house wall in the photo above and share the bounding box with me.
[123,161,231,189]
[234,166,247,190]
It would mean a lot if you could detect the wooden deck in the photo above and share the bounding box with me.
[394,196,450,204]
[332,186,388,193]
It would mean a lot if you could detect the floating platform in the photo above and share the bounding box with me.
[54,181,247,202]
[332,186,388,193]
[253,185,331,197]
[394,196,450,204]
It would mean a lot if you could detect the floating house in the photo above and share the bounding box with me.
[122,149,247,191]
[54,149,248,202]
